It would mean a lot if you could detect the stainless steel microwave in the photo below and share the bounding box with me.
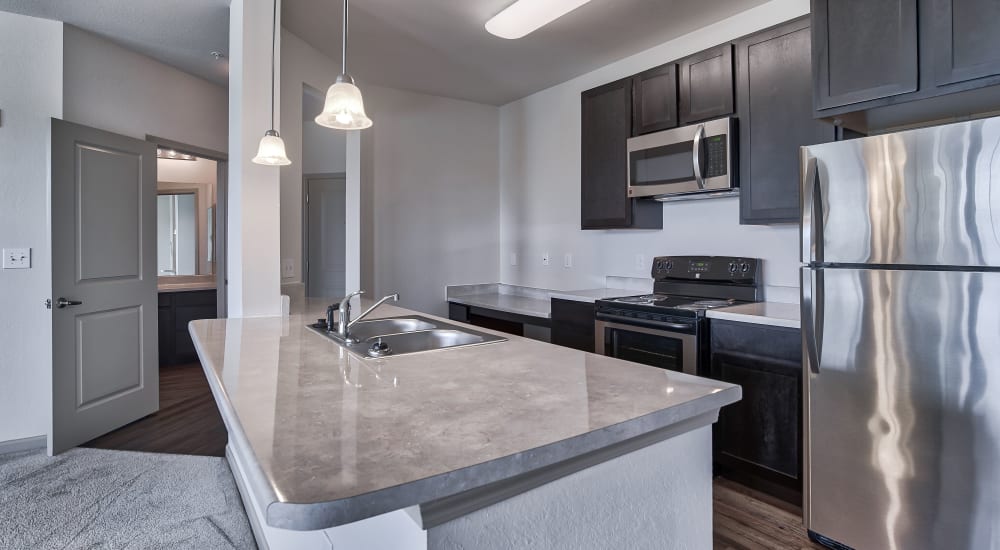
[627,117,737,200]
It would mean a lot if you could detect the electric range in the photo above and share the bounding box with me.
[595,255,762,377]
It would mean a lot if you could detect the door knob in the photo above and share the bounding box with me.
[56,298,83,308]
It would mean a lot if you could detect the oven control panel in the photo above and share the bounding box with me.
[651,255,760,282]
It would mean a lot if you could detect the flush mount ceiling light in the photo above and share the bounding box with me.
[315,0,373,130]
[157,148,197,161]
[252,0,292,166]
[485,0,592,39]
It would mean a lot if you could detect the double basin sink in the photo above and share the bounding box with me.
[308,315,507,358]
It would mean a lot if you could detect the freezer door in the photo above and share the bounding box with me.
[804,267,1000,550]
[801,115,1000,267]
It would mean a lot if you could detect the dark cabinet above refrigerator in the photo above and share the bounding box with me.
[811,0,1000,132]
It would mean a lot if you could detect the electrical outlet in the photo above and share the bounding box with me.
[542,252,550,266]
[2,248,30,269]
[510,252,518,266]
[634,254,646,271]
[281,258,294,278]
[563,253,573,268]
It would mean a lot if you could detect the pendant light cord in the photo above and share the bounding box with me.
[341,0,348,75]
[270,0,277,130]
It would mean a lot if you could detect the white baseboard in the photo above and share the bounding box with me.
[0,435,46,455]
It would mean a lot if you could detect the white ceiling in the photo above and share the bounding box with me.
[0,0,768,105]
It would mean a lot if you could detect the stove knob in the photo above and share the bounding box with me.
[741,263,750,273]
[655,260,664,270]
[665,260,673,270]
[729,262,737,273]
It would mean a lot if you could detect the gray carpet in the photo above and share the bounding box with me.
[0,447,256,549]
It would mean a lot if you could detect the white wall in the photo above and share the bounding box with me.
[499,0,809,302]
[0,12,63,444]
[62,25,228,153]
[280,31,501,315]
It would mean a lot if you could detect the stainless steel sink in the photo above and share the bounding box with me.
[347,317,437,342]
[307,315,506,358]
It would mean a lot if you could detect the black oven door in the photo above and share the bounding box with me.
[595,319,698,376]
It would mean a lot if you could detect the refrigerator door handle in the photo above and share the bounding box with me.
[802,268,825,374]
[800,151,821,264]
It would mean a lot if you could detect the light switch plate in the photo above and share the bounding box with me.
[542,252,550,266]
[563,253,573,268]
[281,258,294,278]
[509,253,518,266]
[3,248,30,269]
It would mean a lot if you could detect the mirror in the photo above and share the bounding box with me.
[157,155,218,278]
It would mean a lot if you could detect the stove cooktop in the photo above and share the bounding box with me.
[603,294,741,311]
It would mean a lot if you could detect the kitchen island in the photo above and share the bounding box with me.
[190,300,740,550]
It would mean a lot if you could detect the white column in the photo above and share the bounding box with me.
[228,0,283,317]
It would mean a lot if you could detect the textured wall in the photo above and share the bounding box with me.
[429,426,713,550]
[0,12,63,444]
[62,25,228,153]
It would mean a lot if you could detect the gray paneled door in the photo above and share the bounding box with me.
[49,119,158,455]
[305,175,347,299]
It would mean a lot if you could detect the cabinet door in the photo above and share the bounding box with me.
[632,63,678,136]
[738,19,836,225]
[812,0,918,111]
[932,0,1000,86]
[714,351,800,480]
[581,80,661,229]
[678,44,734,124]
[550,298,596,353]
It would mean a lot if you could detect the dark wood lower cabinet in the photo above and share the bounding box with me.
[710,319,802,506]
[158,289,217,366]
[550,298,596,353]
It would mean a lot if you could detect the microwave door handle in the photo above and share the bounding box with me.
[692,124,706,189]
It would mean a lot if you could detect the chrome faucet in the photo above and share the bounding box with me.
[331,290,400,343]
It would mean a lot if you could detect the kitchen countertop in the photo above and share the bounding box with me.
[190,300,740,531]
[706,302,800,329]
[446,292,553,319]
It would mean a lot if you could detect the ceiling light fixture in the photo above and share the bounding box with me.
[315,0,373,130]
[252,0,292,166]
[485,0,592,39]
[157,148,196,161]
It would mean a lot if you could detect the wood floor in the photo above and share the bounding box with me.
[81,363,228,457]
[714,477,825,550]
[83,363,824,549]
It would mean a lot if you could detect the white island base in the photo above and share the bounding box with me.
[228,420,713,550]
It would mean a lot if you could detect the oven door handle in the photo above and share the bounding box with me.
[692,123,706,190]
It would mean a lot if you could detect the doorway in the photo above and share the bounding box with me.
[303,174,347,298]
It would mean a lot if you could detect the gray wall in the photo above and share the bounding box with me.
[0,12,63,444]
[62,25,228,153]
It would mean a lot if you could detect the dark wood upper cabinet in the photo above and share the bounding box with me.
[932,0,1000,86]
[679,44,735,124]
[812,0,918,111]
[738,19,837,225]
[632,63,678,136]
[580,79,662,230]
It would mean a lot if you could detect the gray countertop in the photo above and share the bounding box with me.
[706,302,801,329]
[190,301,740,530]
[445,284,638,318]
[447,292,553,318]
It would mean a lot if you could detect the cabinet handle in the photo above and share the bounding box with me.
[692,124,706,189]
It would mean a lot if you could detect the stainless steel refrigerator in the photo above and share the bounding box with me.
[800,116,1000,550]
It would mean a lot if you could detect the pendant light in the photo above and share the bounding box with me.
[252,0,292,166]
[315,0,373,130]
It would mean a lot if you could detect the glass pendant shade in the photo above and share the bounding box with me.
[252,130,291,166]
[315,76,373,130]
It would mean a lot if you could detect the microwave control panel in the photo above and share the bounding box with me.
[703,135,728,177]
